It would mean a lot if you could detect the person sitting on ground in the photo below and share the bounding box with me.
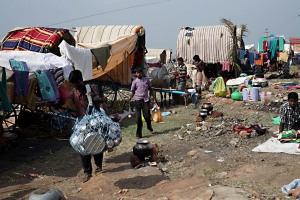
[279,92,300,132]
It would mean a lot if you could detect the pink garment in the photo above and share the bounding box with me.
[196,71,203,86]
[222,61,231,72]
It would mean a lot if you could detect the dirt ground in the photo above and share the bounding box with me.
[1,72,300,199]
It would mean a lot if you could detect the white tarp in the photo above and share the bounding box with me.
[252,137,300,155]
[0,51,73,79]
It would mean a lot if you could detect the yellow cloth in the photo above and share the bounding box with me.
[212,77,227,97]
[277,50,288,62]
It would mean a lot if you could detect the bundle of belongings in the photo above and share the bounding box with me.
[277,130,300,143]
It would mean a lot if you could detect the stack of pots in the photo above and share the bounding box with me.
[199,102,214,119]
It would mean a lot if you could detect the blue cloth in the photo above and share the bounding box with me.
[270,40,277,59]
[282,179,300,200]
[239,50,246,60]
[161,111,171,117]
[35,70,59,101]
[249,52,255,65]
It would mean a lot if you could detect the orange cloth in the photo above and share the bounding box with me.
[254,53,264,66]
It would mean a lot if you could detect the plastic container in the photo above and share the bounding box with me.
[242,88,260,101]
[260,92,272,103]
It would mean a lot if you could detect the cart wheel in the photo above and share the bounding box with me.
[99,75,117,107]
[2,105,17,133]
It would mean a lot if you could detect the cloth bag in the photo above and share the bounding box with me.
[152,104,163,123]
[69,85,122,155]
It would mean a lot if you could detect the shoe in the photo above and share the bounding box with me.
[136,133,142,138]
[147,126,153,132]
[83,173,92,183]
[94,166,102,174]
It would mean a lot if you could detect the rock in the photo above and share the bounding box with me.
[194,116,203,122]
[187,149,200,157]
[211,110,223,118]
[215,130,224,136]
[230,138,239,146]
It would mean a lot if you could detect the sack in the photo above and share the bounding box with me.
[152,104,163,123]
[69,107,122,155]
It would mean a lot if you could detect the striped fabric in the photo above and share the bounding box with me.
[1,27,70,53]
[176,25,233,64]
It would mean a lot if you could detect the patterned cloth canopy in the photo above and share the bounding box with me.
[1,27,75,54]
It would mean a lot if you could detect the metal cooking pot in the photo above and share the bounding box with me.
[133,140,153,161]
[252,82,262,87]
[201,102,213,112]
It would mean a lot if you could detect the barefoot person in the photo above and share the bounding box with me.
[69,70,108,182]
[129,69,156,138]
[279,92,300,132]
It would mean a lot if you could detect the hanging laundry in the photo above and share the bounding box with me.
[239,50,246,60]
[0,68,12,111]
[269,40,278,59]
[9,59,30,71]
[248,52,255,65]
[59,40,93,81]
[34,70,59,101]
[9,59,30,97]
[222,61,231,72]
[49,67,65,86]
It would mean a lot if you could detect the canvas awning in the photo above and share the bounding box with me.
[75,25,144,85]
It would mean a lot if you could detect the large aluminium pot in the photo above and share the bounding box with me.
[133,140,153,161]
[201,102,213,112]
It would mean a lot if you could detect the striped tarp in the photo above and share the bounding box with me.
[75,25,144,85]
[1,27,72,53]
[176,25,232,64]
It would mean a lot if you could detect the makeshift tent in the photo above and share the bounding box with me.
[146,48,171,64]
[0,27,75,56]
[290,37,300,53]
[176,25,233,64]
[75,25,145,85]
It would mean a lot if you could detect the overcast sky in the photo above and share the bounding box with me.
[1,0,299,52]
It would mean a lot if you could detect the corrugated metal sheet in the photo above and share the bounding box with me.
[75,25,142,43]
[176,25,232,64]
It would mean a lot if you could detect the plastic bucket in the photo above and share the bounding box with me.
[260,92,272,103]
[242,88,249,101]
[242,88,260,101]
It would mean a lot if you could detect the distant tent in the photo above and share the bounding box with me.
[146,48,171,64]
[75,25,145,85]
[1,27,75,56]
[176,25,233,64]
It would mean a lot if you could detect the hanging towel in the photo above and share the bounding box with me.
[222,61,231,72]
[270,40,277,59]
[9,59,30,71]
[59,40,93,81]
[9,59,30,97]
[34,70,59,101]
[50,67,65,86]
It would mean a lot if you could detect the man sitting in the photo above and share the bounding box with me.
[279,92,300,132]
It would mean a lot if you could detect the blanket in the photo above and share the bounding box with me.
[252,137,300,155]
[2,27,68,52]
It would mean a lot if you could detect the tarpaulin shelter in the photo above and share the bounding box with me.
[290,37,300,53]
[1,27,75,56]
[146,48,171,64]
[75,25,145,85]
[176,25,233,64]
